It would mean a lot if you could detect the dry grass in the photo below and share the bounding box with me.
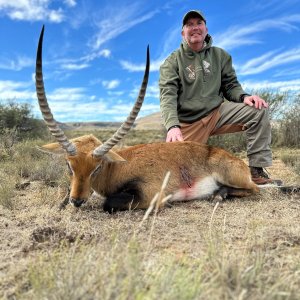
[0,133,300,299]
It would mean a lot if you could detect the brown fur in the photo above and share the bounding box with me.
[41,134,259,211]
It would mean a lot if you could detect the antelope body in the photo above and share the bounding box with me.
[43,135,259,211]
[35,26,259,212]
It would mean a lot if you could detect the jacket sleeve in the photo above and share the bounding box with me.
[220,52,248,102]
[159,55,181,130]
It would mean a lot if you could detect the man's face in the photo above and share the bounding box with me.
[182,17,208,49]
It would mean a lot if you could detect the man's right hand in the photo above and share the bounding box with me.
[166,127,184,142]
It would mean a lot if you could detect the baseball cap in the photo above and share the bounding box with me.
[182,10,206,26]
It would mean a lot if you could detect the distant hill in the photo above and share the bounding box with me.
[135,112,164,130]
[60,121,123,131]
[59,112,165,131]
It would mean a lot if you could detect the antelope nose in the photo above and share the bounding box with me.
[70,198,85,207]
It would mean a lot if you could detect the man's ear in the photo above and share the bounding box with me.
[36,142,65,155]
[103,149,126,162]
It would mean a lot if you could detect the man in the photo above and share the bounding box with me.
[159,10,280,185]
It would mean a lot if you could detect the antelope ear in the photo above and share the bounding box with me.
[103,150,126,162]
[36,143,65,155]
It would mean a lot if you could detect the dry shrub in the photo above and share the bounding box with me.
[278,97,300,148]
[281,153,300,175]
[11,140,67,183]
[274,148,300,178]
[0,172,16,209]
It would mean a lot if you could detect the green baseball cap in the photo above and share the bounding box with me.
[182,10,206,26]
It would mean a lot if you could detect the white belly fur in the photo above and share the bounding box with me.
[171,176,219,201]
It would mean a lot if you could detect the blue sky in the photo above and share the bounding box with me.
[0,0,300,122]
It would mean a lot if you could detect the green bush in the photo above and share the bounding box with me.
[253,89,288,120]
[278,96,300,147]
[0,100,49,141]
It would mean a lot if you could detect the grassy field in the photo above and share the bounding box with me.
[0,129,300,300]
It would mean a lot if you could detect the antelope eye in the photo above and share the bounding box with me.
[66,162,73,175]
[91,164,102,177]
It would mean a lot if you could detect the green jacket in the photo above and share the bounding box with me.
[159,35,247,130]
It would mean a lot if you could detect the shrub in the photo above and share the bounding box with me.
[278,96,300,147]
[0,100,49,142]
[280,152,300,175]
[0,172,16,209]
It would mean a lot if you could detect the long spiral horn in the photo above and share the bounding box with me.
[93,46,150,157]
[35,25,76,156]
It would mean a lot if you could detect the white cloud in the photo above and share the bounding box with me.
[214,14,300,51]
[0,0,65,22]
[139,102,160,114]
[238,47,300,75]
[120,26,180,72]
[64,0,76,7]
[273,68,300,78]
[102,80,120,89]
[73,49,111,66]
[61,63,90,70]
[129,81,159,99]
[0,80,32,91]
[0,56,34,71]
[90,4,158,50]
[0,80,34,100]
[242,79,300,92]
[107,90,125,96]
[47,87,87,101]
[120,58,164,72]
[36,100,107,121]
[99,49,111,58]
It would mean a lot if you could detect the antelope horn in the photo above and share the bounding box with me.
[93,46,150,158]
[35,25,76,156]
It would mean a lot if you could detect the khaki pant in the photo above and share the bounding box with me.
[180,101,272,167]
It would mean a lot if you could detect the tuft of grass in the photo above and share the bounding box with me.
[280,152,300,175]
[16,224,300,300]
[0,172,16,209]
[12,140,67,182]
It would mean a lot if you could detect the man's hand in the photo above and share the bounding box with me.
[243,95,269,109]
[166,127,184,142]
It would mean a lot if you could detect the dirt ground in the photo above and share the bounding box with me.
[1,159,300,298]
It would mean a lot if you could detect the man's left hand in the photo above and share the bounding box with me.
[243,95,268,109]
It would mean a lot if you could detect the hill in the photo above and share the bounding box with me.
[135,112,164,130]
[58,112,164,131]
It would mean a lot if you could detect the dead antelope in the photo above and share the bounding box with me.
[36,26,260,212]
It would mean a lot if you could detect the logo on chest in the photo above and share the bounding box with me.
[185,60,211,80]
[185,64,196,80]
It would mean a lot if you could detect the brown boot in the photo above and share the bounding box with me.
[250,167,283,186]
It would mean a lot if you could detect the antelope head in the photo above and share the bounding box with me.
[35,26,150,207]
